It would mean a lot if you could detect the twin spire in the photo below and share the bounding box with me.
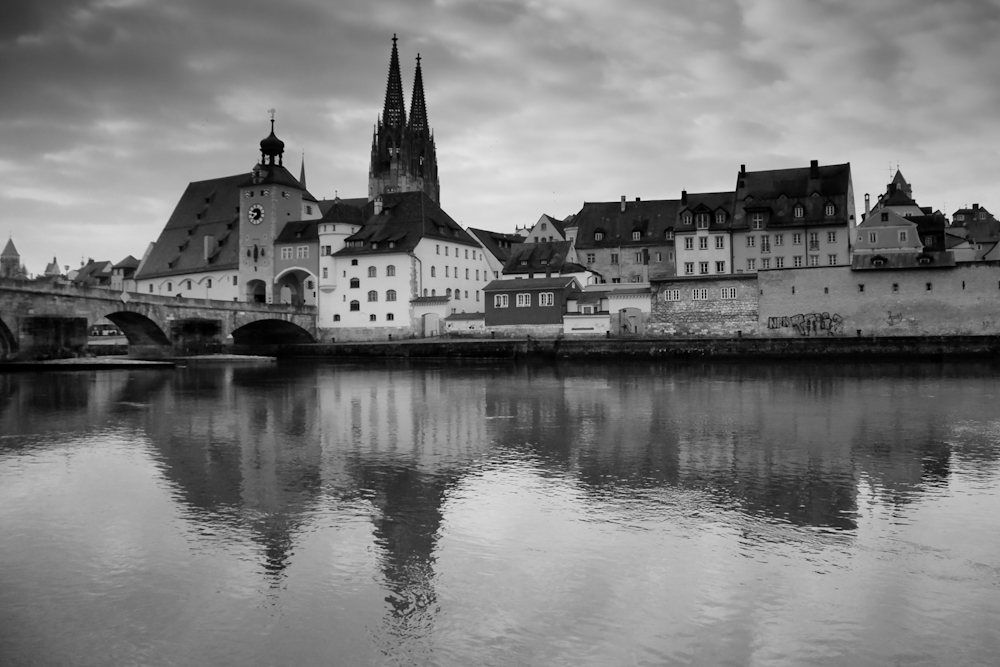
[381,34,429,136]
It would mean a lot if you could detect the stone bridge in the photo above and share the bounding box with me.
[0,278,317,361]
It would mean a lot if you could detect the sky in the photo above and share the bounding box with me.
[3,0,1000,275]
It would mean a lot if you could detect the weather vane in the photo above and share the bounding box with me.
[268,108,276,122]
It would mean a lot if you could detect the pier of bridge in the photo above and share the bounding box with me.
[0,278,316,361]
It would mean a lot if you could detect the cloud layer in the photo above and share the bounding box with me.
[3,0,1000,273]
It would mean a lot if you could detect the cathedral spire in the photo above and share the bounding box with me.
[382,34,407,130]
[408,53,428,135]
[299,151,306,189]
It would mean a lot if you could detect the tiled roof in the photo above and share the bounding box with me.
[113,255,140,270]
[135,173,247,279]
[676,190,736,232]
[851,251,955,270]
[72,260,113,286]
[276,221,318,243]
[335,191,479,256]
[484,276,579,292]
[467,228,524,264]
[880,189,918,208]
[572,198,681,248]
[240,164,311,194]
[445,312,485,321]
[733,162,852,230]
[318,198,366,224]
[502,240,574,275]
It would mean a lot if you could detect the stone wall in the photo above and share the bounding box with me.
[318,323,417,343]
[487,323,564,338]
[757,263,1000,337]
[649,275,759,336]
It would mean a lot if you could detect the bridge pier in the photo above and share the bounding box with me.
[15,316,88,361]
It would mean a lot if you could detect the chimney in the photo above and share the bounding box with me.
[810,159,819,179]
[620,195,626,213]
[681,190,688,206]
[973,203,980,210]
[889,183,896,196]
[740,164,746,174]
[864,193,870,216]
[635,197,641,203]
[374,195,383,215]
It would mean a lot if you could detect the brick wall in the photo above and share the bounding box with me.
[649,275,759,336]
[758,263,1000,336]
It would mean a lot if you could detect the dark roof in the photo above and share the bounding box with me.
[538,214,566,236]
[467,228,524,264]
[276,221,319,243]
[135,173,246,279]
[72,260,113,286]
[572,198,680,249]
[572,292,603,305]
[909,212,947,236]
[411,295,449,303]
[733,162,853,230]
[335,191,479,256]
[851,251,956,270]
[113,255,140,270]
[963,218,1000,244]
[1,238,18,257]
[676,190,736,231]
[318,198,366,224]
[445,312,485,321]
[239,164,311,194]
[880,189,919,208]
[484,276,578,292]
[502,240,575,275]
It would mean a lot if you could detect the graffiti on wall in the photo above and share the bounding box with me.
[768,312,844,336]
[886,311,903,326]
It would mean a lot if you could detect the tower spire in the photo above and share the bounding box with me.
[299,151,306,189]
[382,34,406,130]
[409,53,428,135]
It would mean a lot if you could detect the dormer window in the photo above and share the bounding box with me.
[825,203,835,216]
[665,230,674,240]
[682,213,692,225]
[695,213,709,229]
[594,231,604,241]
[715,212,725,225]
[751,213,764,229]
[794,205,804,218]
[632,231,641,241]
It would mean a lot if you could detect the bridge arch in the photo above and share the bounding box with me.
[0,315,18,361]
[274,267,317,307]
[231,319,315,346]
[104,311,171,348]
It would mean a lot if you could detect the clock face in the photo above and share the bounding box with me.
[248,204,264,225]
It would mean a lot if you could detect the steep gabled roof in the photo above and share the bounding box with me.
[1,238,18,257]
[135,173,246,279]
[334,190,479,256]
[733,162,852,230]
[572,198,681,248]
[113,255,140,270]
[676,190,736,232]
[502,240,574,275]
[72,259,113,286]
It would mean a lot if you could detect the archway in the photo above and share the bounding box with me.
[104,311,172,358]
[246,279,267,304]
[274,269,316,307]
[231,320,315,346]
[0,316,18,361]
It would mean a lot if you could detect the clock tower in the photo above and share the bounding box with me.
[238,115,308,303]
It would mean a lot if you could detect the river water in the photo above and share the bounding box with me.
[2,360,999,666]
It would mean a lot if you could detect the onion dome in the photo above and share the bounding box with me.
[259,118,285,165]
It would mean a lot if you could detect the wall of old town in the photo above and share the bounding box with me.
[757,263,1000,337]
[649,275,759,336]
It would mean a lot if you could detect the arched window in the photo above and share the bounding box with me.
[386,265,395,277]
[349,301,360,311]
[431,289,436,296]
[446,288,452,297]
[794,205,804,218]
[423,288,428,296]
[367,290,378,302]
[350,278,360,288]
[387,313,395,321]
[333,314,341,322]
[386,290,396,302]
[368,266,376,278]
[454,288,460,300]
[541,222,547,231]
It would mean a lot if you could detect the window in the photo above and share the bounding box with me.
[383,289,395,302]
[366,314,374,322]
[716,212,725,225]
[367,290,377,302]
[351,259,358,266]
[665,231,674,240]
[716,261,726,273]
[333,314,341,321]
[747,236,756,247]
[494,294,508,308]
[445,247,449,256]
[445,266,450,277]
[320,245,331,256]
[365,266,375,278]
[454,288,461,300]
[387,313,394,321]
[167,282,172,292]
[892,283,899,293]
[350,300,360,311]
[751,213,764,229]
[699,261,709,274]
[858,284,865,293]
[436,245,440,254]
[541,222,547,231]
[794,256,803,267]
[747,258,756,271]
[809,255,819,266]
[281,247,293,260]
[827,231,837,244]
[539,292,554,306]
[610,253,619,264]
[595,232,604,241]
[684,262,694,275]
[692,288,708,300]
[828,254,837,265]
[446,288,452,298]
[656,252,662,262]
[664,289,680,301]
[721,287,737,300]
[792,233,802,245]
[794,205,804,218]
[760,258,770,270]
[611,278,621,284]
[695,214,710,229]
[808,232,820,250]
[774,234,784,246]
[635,253,643,263]
[297,246,308,259]
[926,282,933,291]
[586,253,595,264]
[465,249,469,259]
[868,232,878,244]
[684,237,694,250]
[699,236,708,250]
[431,266,436,277]
[386,265,395,277]
[233,276,238,286]
[476,270,480,280]
[148,284,153,293]
[682,213,692,225]
[761,235,771,253]
[516,293,531,307]
[632,231,641,241]
[715,236,725,249]
[825,204,835,216]
[898,231,907,242]
[350,278,360,288]
[775,257,784,269]
[306,205,313,215]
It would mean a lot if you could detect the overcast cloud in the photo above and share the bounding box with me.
[2,0,999,274]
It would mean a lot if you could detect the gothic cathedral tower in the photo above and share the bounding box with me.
[368,35,440,204]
